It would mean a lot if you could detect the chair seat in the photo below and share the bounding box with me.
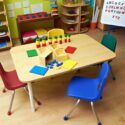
[67,76,100,102]
[4,70,27,90]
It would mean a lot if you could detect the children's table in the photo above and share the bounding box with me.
[10,34,116,112]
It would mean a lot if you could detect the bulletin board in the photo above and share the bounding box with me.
[101,0,125,27]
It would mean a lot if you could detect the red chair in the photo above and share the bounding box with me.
[0,63,41,115]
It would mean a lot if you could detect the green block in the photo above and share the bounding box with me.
[27,49,38,57]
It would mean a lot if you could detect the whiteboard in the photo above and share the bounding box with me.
[101,0,125,27]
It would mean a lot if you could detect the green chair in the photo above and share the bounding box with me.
[101,34,117,80]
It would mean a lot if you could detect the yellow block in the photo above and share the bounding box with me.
[62,59,77,70]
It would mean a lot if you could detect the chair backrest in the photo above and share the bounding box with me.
[101,34,117,52]
[47,28,64,38]
[96,62,110,99]
[0,63,10,89]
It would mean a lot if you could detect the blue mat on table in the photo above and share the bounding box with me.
[30,65,48,76]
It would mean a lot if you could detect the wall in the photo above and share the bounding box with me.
[5,0,93,39]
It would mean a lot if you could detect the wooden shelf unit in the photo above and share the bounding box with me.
[17,13,60,44]
[61,3,90,34]
[0,0,12,51]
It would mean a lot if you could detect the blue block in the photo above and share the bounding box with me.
[30,65,48,76]
[48,60,57,65]
[57,62,63,67]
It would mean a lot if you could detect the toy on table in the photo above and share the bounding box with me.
[36,43,68,67]
[27,49,38,57]
[35,38,41,48]
[47,60,63,69]
[37,47,53,66]
[54,36,58,43]
[65,46,77,54]
[50,44,69,62]
[47,29,64,39]
[59,35,63,44]
[35,30,71,48]
[48,37,53,44]
[62,59,77,70]
[64,34,68,43]
[42,38,47,47]
[67,34,71,42]
[30,65,48,76]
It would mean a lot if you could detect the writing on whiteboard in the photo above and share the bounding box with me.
[101,0,125,27]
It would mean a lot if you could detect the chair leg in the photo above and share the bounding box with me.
[64,99,80,121]
[2,87,7,93]
[91,102,102,125]
[7,90,15,115]
[109,64,116,80]
[23,87,41,105]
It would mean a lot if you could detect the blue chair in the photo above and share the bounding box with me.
[64,62,110,125]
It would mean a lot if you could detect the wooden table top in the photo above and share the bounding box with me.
[10,34,116,83]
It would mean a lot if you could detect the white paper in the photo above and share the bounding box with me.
[101,0,125,27]
[8,10,15,18]
[7,3,14,10]
[15,2,22,9]
[24,8,30,14]
[23,0,29,8]
[31,3,43,13]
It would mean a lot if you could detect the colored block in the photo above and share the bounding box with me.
[65,46,77,54]
[47,60,63,69]
[62,59,77,70]
[30,65,48,76]
[27,49,38,57]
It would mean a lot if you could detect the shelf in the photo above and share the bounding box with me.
[65,30,78,34]
[80,27,89,33]
[81,12,89,16]
[0,32,10,38]
[0,11,5,15]
[0,41,12,51]
[80,19,89,23]
[81,4,90,7]
[62,20,78,24]
[61,3,90,34]
[62,3,89,8]
[62,12,78,16]
[0,21,7,26]
[0,0,13,51]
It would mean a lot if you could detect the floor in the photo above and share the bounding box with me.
[0,29,125,125]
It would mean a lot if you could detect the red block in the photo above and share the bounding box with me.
[65,46,77,54]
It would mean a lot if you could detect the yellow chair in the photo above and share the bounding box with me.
[47,28,64,38]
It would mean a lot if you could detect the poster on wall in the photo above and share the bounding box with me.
[101,0,125,27]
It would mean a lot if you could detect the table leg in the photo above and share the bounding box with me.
[27,82,35,112]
